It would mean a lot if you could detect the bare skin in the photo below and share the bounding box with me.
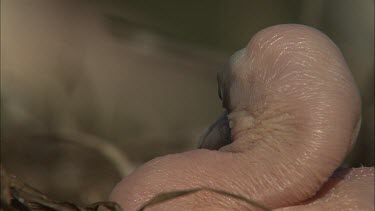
[110,24,374,210]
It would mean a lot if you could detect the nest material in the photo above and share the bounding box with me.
[0,166,122,211]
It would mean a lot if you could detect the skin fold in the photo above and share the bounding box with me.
[276,167,374,211]
[110,24,374,210]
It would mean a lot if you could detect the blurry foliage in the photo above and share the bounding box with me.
[103,0,302,51]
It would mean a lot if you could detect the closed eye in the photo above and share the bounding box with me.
[217,73,223,101]
[217,64,231,109]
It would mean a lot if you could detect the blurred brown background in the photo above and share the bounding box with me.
[1,0,373,205]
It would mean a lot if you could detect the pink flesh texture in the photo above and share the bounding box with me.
[110,24,362,210]
[276,167,374,211]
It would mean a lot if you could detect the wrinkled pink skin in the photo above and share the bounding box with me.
[110,25,374,210]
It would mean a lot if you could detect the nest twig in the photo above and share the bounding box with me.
[0,166,123,211]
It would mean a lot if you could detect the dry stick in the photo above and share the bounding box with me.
[57,128,134,177]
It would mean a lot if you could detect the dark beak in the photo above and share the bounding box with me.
[198,111,231,150]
